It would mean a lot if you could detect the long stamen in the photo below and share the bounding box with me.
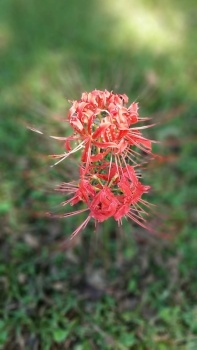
[48,207,89,218]
[70,215,91,240]
[107,153,113,183]
[59,215,92,249]
[130,123,156,131]
[51,140,86,167]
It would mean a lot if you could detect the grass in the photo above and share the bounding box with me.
[0,0,197,349]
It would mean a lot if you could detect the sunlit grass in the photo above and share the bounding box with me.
[100,0,185,53]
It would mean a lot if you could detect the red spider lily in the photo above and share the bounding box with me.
[51,161,151,240]
[30,89,156,241]
[50,89,155,168]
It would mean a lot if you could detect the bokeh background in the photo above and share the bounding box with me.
[0,0,196,349]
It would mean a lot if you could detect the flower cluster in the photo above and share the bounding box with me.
[50,89,155,238]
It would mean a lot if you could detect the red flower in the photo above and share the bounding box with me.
[89,186,118,222]
[52,160,151,239]
[31,89,157,240]
[50,89,154,168]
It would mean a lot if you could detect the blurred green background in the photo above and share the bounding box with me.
[0,0,197,349]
